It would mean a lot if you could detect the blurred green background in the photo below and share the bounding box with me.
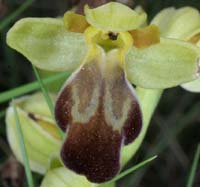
[0,0,200,186]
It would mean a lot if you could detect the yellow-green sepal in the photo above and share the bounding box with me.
[7,18,87,72]
[84,2,147,32]
[151,7,200,40]
[125,38,200,89]
[6,93,62,174]
[181,41,200,92]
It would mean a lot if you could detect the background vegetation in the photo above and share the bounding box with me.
[0,0,200,186]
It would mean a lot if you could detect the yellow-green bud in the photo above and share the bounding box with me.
[6,92,62,174]
[40,167,115,187]
[151,6,200,40]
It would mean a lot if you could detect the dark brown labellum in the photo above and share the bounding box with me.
[55,50,142,183]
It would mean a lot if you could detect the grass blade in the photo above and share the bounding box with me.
[187,144,200,187]
[32,66,54,116]
[0,72,69,103]
[32,66,64,139]
[13,103,34,187]
[0,0,34,30]
[103,155,157,185]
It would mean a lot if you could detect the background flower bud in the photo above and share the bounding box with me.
[6,92,62,174]
[41,167,92,187]
[41,167,116,187]
[151,7,200,40]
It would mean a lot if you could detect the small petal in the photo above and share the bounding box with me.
[64,11,89,33]
[84,2,147,32]
[6,93,61,174]
[55,47,142,183]
[7,18,87,72]
[188,31,200,44]
[130,25,160,48]
[125,38,200,89]
[152,7,200,40]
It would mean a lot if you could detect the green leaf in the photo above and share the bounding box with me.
[32,66,65,139]
[103,155,157,185]
[181,77,200,92]
[7,18,87,72]
[84,2,147,32]
[0,0,34,31]
[0,72,69,104]
[151,7,200,40]
[125,38,200,89]
[187,144,200,187]
[13,104,35,187]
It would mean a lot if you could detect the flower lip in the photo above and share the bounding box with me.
[55,47,142,183]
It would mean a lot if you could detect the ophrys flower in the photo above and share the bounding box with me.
[6,2,200,183]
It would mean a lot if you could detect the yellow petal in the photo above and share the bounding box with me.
[64,11,89,33]
[130,25,160,48]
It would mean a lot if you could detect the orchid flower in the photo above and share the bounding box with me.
[6,2,200,183]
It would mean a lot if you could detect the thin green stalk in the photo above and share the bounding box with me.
[187,144,200,187]
[104,155,157,185]
[32,66,54,116]
[0,0,34,31]
[121,88,163,166]
[131,101,200,186]
[13,103,34,187]
[32,66,64,139]
[0,72,68,103]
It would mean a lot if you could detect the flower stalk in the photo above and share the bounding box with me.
[121,87,163,166]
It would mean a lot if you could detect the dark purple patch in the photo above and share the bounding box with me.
[61,93,122,183]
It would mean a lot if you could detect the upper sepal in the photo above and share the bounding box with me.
[125,37,200,89]
[7,18,87,72]
[84,2,147,32]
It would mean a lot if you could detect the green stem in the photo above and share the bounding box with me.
[187,144,200,187]
[13,104,34,187]
[104,155,157,185]
[0,0,34,31]
[0,72,68,104]
[32,66,65,139]
[121,87,163,166]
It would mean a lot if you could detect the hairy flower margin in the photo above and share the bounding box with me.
[6,2,200,186]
